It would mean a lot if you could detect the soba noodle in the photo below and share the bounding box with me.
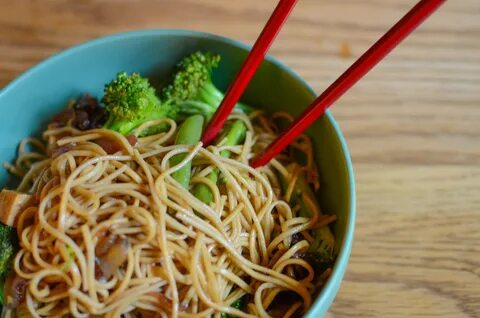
[3,111,333,318]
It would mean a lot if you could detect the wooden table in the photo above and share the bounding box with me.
[1,0,479,317]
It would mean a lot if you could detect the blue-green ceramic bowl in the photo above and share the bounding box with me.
[0,30,355,317]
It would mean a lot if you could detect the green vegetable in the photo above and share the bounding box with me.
[192,170,219,205]
[218,120,247,158]
[102,72,174,135]
[192,120,247,204]
[0,224,19,304]
[170,115,204,188]
[164,51,221,116]
[275,117,333,261]
[172,52,253,121]
[102,51,252,137]
[101,52,254,193]
[101,52,219,135]
[296,172,335,262]
[278,167,335,269]
[60,245,75,272]
[220,296,245,318]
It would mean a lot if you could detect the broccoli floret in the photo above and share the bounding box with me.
[102,72,174,135]
[171,52,253,121]
[164,52,220,105]
[102,52,253,136]
[101,55,216,136]
[0,224,19,304]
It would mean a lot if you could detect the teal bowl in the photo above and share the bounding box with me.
[0,30,355,317]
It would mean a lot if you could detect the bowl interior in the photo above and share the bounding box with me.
[0,30,354,317]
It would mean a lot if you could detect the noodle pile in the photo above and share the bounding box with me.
[4,111,332,318]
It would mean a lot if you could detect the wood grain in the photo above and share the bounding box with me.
[1,0,479,316]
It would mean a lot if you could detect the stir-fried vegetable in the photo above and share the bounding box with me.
[278,166,336,270]
[101,52,253,188]
[220,296,245,318]
[172,52,253,120]
[102,72,170,135]
[102,52,251,136]
[192,120,247,204]
[0,224,18,305]
[295,172,336,269]
[170,115,204,188]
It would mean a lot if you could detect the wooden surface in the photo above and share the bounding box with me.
[1,0,479,317]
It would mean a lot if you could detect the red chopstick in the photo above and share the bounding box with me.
[250,0,445,168]
[201,0,298,146]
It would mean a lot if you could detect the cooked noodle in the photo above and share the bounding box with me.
[5,111,333,318]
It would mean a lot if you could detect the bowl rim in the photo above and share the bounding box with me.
[0,29,356,317]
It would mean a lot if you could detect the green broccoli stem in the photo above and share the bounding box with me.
[192,120,247,204]
[103,116,138,136]
[198,81,223,109]
[198,81,255,116]
[170,115,204,188]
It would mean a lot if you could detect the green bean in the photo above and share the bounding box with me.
[192,120,247,204]
[170,115,204,188]
[219,120,247,157]
[192,171,218,204]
